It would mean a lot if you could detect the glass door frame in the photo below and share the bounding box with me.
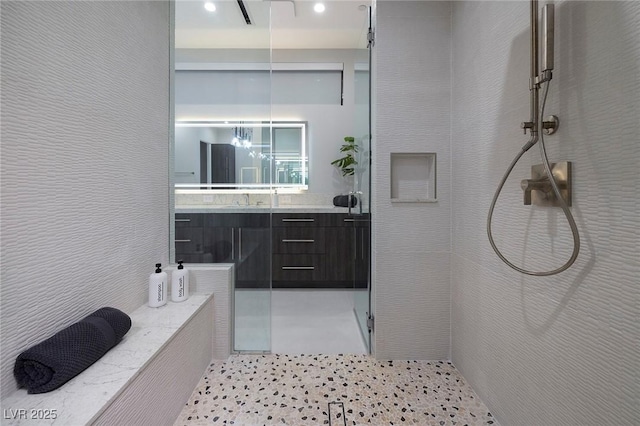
[350,4,374,354]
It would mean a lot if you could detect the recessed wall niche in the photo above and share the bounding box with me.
[390,152,437,202]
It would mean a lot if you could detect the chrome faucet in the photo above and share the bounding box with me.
[348,190,363,215]
[243,193,250,206]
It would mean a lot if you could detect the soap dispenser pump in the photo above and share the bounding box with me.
[148,263,168,308]
[171,260,189,302]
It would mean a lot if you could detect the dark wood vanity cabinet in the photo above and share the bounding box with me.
[233,214,270,289]
[271,213,370,289]
[175,213,270,288]
[175,214,207,263]
[175,212,369,289]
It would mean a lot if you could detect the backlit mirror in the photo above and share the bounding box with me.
[175,121,308,190]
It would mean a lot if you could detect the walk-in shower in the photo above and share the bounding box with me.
[487,0,580,276]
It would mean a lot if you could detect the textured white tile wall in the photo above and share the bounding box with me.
[0,2,170,398]
[373,1,451,360]
[451,1,640,424]
[166,264,234,359]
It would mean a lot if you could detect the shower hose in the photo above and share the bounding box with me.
[486,81,580,276]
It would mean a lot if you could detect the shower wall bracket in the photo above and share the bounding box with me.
[520,115,559,135]
[521,161,572,207]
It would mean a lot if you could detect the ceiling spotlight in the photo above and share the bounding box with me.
[204,2,216,12]
[314,3,325,13]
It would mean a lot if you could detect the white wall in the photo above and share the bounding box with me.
[451,1,640,424]
[373,1,452,359]
[175,48,369,197]
[0,1,170,398]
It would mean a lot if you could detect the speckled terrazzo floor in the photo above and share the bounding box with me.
[174,354,499,426]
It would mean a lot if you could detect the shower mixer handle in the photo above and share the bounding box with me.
[520,162,571,206]
[521,177,551,205]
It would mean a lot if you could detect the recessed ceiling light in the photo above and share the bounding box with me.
[314,3,325,13]
[204,2,216,12]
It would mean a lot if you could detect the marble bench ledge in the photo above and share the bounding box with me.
[175,205,351,213]
[1,293,214,426]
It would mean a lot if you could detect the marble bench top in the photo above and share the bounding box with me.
[1,293,213,426]
[176,205,351,214]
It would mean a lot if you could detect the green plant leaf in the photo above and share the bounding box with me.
[332,136,358,177]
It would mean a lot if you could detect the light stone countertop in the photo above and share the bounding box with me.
[1,293,213,426]
[176,205,351,214]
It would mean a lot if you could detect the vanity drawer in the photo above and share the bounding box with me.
[272,254,325,281]
[175,227,204,255]
[175,213,204,227]
[326,213,371,227]
[272,213,331,227]
[272,228,326,254]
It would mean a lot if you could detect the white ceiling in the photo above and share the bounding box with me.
[175,0,371,49]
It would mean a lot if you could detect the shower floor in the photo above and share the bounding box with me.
[174,354,498,426]
[235,289,368,354]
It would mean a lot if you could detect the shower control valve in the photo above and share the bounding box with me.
[542,115,559,135]
[521,162,572,207]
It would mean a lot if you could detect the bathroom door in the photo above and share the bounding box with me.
[351,5,373,354]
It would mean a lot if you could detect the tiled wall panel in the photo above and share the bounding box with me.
[451,1,640,424]
[376,252,451,359]
[0,2,170,398]
[373,1,451,359]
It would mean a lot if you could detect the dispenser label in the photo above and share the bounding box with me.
[157,282,164,302]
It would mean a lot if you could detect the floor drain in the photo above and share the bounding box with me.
[328,401,347,426]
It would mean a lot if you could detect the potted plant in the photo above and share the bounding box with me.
[331,136,358,176]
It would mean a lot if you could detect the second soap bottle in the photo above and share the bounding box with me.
[171,260,189,302]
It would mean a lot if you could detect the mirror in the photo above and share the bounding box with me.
[173,1,371,198]
[175,121,307,190]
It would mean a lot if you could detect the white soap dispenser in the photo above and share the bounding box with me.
[148,263,168,308]
[171,260,189,302]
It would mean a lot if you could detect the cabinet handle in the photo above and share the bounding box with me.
[175,218,191,222]
[231,228,235,261]
[343,218,355,222]
[175,239,191,243]
[238,228,242,260]
[282,266,315,270]
[281,218,314,222]
[282,239,315,243]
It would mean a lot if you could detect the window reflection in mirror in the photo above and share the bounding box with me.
[175,121,308,191]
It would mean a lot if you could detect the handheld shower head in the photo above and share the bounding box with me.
[541,4,555,82]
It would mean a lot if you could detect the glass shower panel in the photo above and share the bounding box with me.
[173,0,273,353]
[230,1,272,353]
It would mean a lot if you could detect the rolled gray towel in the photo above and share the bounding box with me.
[13,307,131,394]
[333,194,358,208]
